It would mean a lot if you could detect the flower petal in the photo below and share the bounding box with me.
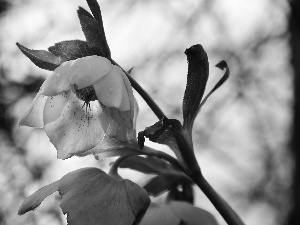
[100,106,135,141]
[93,65,125,110]
[44,92,105,159]
[41,55,112,96]
[43,91,70,125]
[120,70,135,113]
[83,137,141,160]
[19,90,48,128]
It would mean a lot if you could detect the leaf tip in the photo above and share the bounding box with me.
[18,203,39,215]
[215,60,228,70]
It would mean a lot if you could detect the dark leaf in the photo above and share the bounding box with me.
[168,201,219,225]
[86,0,110,57]
[119,156,192,196]
[119,155,180,175]
[48,40,99,61]
[182,44,209,129]
[199,60,230,108]
[166,183,194,204]
[139,201,219,225]
[77,6,110,58]
[140,117,200,175]
[139,203,180,225]
[16,42,62,71]
[140,117,184,165]
[144,174,191,196]
[77,5,94,19]
[19,168,150,225]
[86,0,104,26]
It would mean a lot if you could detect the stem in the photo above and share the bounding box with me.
[192,173,246,225]
[109,155,131,179]
[142,146,184,171]
[111,59,165,120]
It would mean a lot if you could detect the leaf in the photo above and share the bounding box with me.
[182,44,209,129]
[18,181,60,215]
[198,60,230,109]
[140,117,200,175]
[77,6,110,58]
[19,168,150,225]
[166,183,194,204]
[168,201,219,225]
[16,42,62,71]
[86,0,110,57]
[139,203,180,225]
[119,155,181,175]
[48,40,99,61]
[140,117,184,165]
[139,201,219,225]
[119,156,192,196]
[78,5,94,19]
[144,174,191,197]
[86,0,104,27]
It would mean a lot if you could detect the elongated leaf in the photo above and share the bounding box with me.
[86,0,103,27]
[48,40,99,61]
[144,174,191,196]
[77,5,94,19]
[86,0,110,56]
[18,181,60,215]
[16,42,62,71]
[19,167,150,225]
[119,156,192,196]
[77,6,110,57]
[166,183,194,204]
[119,156,172,174]
[199,60,230,108]
[182,44,209,129]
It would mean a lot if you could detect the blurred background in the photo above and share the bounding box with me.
[0,0,297,224]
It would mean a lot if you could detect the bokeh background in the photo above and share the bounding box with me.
[0,0,297,225]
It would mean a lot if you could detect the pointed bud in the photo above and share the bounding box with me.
[182,44,209,130]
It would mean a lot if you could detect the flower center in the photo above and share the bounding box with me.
[72,84,98,103]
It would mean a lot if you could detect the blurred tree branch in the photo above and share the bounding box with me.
[287,1,300,225]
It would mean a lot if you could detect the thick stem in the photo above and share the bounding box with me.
[192,173,246,225]
[111,59,165,120]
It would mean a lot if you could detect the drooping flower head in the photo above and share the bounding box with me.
[20,55,138,159]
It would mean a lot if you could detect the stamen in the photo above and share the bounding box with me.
[71,84,98,126]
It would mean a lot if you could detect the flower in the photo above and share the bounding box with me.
[19,55,137,159]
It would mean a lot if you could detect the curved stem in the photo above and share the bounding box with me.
[192,173,246,225]
[111,59,165,120]
[109,155,131,179]
[142,146,184,171]
[109,146,185,178]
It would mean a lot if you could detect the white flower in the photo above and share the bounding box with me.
[20,55,138,159]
